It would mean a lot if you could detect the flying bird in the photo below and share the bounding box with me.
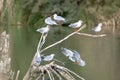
[61,47,85,67]
[61,47,75,62]
[72,50,86,67]
[92,23,102,32]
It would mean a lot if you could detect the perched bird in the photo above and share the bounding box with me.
[36,25,50,34]
[69,20,83,28]
[45,17,58,25]
[53,14,66,22]
[35,51,42,64]
[42,54,55,61]
[61,47,85,67]
[92,23,102,32]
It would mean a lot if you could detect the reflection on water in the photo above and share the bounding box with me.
[11,26,120,80]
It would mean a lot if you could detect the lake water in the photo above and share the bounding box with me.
[10,25,120,80]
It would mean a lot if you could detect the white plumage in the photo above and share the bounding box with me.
[45,17,58,25]
[36,25,50,33]
[61,47,86,67]
[42,54,55,61]
[35,51,41,64]
[69,20,83,28]
[92,23,102,32]
[53,14,66,22]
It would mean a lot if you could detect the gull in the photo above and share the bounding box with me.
[35,51,42,64]
[61,47,85,67]
[92,23,102,32]
[45,17,58,25]
[53,14,66,22]
[42,54,55,61]
[61,47,75,62]
[72,50,86,67]
[69,20,83,28]
[36,25,50,34]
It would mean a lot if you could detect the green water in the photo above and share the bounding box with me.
[10,25,120,80]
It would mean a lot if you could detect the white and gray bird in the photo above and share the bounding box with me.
[35,51,42,64]
[61,47,85,67]
[92,23,102,32]
[53,14,66,22]
[72,50,86,67]
[69,20,83,28]
[42,54,55,61]
[45,17,58,25]
[36,25,50,34]
[61,47,75,62]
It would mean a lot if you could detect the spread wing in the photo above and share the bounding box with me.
[61,47,74,57]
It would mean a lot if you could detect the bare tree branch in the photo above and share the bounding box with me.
[40,24,86,53]
[76,33,106,37]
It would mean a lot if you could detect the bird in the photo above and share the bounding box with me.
[45,17,58,25]
[41,54,55,62]
[35,51,42,64]
[53,14,66,22]
[36,25,50,34]
[61,47,75,62]
[69,20,83,28]
[72,50,86,67]
[61,47,85,67]
[92,23,102,32]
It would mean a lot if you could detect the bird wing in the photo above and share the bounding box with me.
[61,47,74,57]
[72,50,81,59]
[69,22,78,28]
[45,17,58,25]
[55,16,65,21]
[69,56,76,62]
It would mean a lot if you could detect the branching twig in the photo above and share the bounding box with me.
[64,67,85,80]
[40,24,86,53]
[55,64,85,80]
[50,67,63,80]
[76,33,106,37]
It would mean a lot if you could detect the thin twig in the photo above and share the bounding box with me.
[64,67,85,80]
[62,69,76,80]
[35,73,41,80]
[53,59,65,65]
[55,68,74,80]
[37,33,44,52]
[15,70,20,80]
[55,64,85,80]
[76,33,106,37]
[40,25,86,53]
[50,67,62,80]
[46,69,53,80]
[49,69,55,80]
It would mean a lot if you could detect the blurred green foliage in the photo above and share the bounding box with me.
[0,0,120,31]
